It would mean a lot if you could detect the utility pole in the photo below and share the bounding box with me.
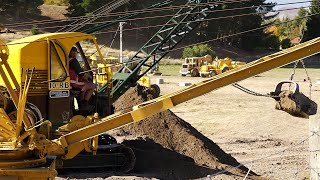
[119,22,126,63]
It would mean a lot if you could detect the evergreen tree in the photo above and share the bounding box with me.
[205,0,277,50]
[0,0,43,18]
[65,0,276,50]
[293,8,308,34]
[303,0,320,41]
[66,0,86,17]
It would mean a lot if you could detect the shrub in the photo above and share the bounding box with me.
[182,44,216,58]
[263,35,280,50]
[31,25,40,35]
[281,38,292,49]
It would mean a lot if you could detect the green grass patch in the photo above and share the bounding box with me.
[159,65,181,76]
[158,65,320,77]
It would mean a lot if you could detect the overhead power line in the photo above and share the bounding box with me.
[4,4,312,33]
[92,6,312,36]
[3,0,311,29]
[161,11,319,55]
[1,9,317,60]
[4,0,252,28]
[57,0,130,32]
[99,10,319,69]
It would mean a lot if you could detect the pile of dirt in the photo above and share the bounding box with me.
[112,85,261,179]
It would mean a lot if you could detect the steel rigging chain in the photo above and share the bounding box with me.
[289,59,312,98]
[232,83,279,98]
[233,60,313,99]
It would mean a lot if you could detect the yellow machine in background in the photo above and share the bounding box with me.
[95,63,120,88]
[0,32,319,179]
[95,60,159,97]
[180,55,213,77]
[199,57,245,77]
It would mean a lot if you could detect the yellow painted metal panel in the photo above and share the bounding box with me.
[1,32,96,89]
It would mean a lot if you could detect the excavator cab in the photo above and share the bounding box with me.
[0,33,136,175]
[2,32,110,132]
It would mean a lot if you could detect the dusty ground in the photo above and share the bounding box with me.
[148,68,320,179]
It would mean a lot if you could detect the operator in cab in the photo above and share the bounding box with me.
[69,47,95,110]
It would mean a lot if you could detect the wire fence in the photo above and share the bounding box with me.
[202,131,320,179]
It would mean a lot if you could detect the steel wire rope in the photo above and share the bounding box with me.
[289,59,313,98]
[0,9,317,60]
[292,165,312,179]
[2,9,318,81]
[3,4,313,36]
[4,0,256,30]
[3,0,311,29]
[80,24,121,61]
[109,5,315,68]
[69,4,316,78]
[27,9,318,177]
[3,0,131,27]
[84,1,308,59]
[154,10,318,56]
[232,83,277,97]
[1,8,318,83]
[309,167,320,177]
[77,19,319,174]
[287,157,311,179]
[57,0,120,32]
[37,12,318,177]
[15,3,314,33]
[2,0,259,28]
[243,162,253,180]
[61,0,130,32]
[3,6,318,174]
[98,25,120,58]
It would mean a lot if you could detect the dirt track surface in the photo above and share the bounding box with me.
[57,68,320,180]
[149,68,319,179]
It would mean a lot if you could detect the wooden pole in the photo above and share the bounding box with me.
[309,115,320,180]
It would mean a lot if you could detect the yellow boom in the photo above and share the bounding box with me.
[57,37,320,148]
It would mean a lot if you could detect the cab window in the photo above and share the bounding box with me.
[50,42,67,82]
[54,41,67,67]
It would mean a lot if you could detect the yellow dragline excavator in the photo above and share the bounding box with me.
[0,2,319,180]
[0,33,319,179]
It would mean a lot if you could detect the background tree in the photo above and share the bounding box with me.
[66,0,86,17]
[202,0,277,50]
[293,8,308,35]
[0,0,43,19]
[265,8,308,49]
[303,0,320,41]
[66,0,277,51]
[182,44,216,58]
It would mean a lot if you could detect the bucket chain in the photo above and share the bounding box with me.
[289,60,312,98]
[232,83,279,98]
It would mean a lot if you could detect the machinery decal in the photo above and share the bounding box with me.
[49,90,70,98]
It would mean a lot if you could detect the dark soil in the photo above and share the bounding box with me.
[113,85,263,179]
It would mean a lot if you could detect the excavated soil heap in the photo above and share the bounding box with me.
[112,85,262,179]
